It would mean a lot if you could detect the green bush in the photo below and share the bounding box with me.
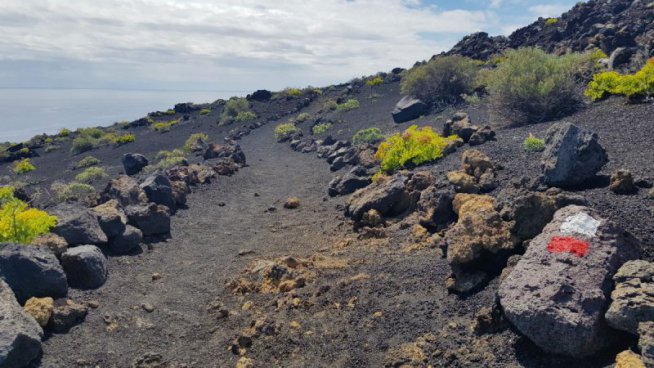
[324,99,338,111]
[336,99,360,111]
[286,88,302,97]
[400,55,479,105]
[76,127,104,139]
[44,145,61,153]
[58,128,71,137]
[234,111,257,123]
[75,167,108,183]
[375,125,458,173]
[545,18,559,26]
[111,133,136,145]
[151,120,179,133]
[0,186,57,244]
[50,182,96,203]
[165,109,176,115]
[366,76,384,86]
[75,156,100,169]
[156,149,186,160]
[312,123,332,135]
[274,123,300,142]
[297,113,312,122]
[481,48,585,125]
[147,154,188,172]
[13,159,35,174]
[200,108,211,115]
[184,133,209,152]
[585,58,654,102]
[220,98,253,125]
[523,134,546,152]
[353,128,384,145]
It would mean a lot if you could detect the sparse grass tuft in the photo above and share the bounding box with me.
[200,108,211,115]
[75,167,108,183]
[220,98,255,125]
[366,76,384,86]
[336,99,360,111]
[184,133,209,152]
[296,113,312,122]
[51,181,96,203]
[353,128,384,145]
[312,123,332,135]
[151,120,179,133]
[274,123,300,142]
[523,134,546,152]
[75,156,101,169]
[13,159,35,175]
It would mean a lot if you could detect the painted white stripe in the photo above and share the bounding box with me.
[560,212,600,238]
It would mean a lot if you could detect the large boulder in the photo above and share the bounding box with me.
[328,166,372,197]
[0,280,43,368]
[60,245,108,289]
[0,243,68,304]
[122,153,148,176]
[445,194,517,292]
[125,203,171,236]
[92,200,127,239]
[417,187,456,231]
[247,89,273,102]
[541,123,608,187]
[391,96,428,124]
[345,175,409,221]
[605,260,654,335]
[51,205,107,245]
[499,205,641,357]
[140,174,176,213]
[102,176,148,207]
[109,225,142,254]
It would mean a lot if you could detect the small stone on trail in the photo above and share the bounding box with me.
[289,321,301,329]
[87,300,100,309]
[218,202,226,207]
[254,193,260,197]
[238,250,255,256]
[373,311,383,318]
[151,273,162,281]
[141,303,155,313]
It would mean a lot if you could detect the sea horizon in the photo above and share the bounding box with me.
[0,88,249,142]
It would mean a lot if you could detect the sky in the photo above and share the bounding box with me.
[0,0,580,93]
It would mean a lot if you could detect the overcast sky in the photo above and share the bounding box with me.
[0,0,579,92]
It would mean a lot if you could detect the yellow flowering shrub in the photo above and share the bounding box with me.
[586,58,654,101]
[375,125,458,173]
[0,186,57,243]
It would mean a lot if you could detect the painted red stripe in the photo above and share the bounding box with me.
[547,236,589,257]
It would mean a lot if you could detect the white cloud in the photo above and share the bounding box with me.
[528,4,570,18]
[0,0,503,90]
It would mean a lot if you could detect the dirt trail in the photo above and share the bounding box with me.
[39,122,343,367]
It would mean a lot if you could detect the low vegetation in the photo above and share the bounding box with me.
[585,58,654,102]
[353,127,384,145]
[151,119,179,133]
[336,99,360,111]
[58,128,71,137]
[200,108,211,115]
[323,99,338,111]
[366,76,384,86]
[545,17,559,26]
[184,133,209,152]
[220,98,256,125]
[375,125,458,173]
[481,48,590,125]
[285,88,302,97]
[147,149,188,171]
[50,182,96,203]
[296,113,312,122]
[156,149,186,160]
[70,127,136,153]
[13,159,35,174]
[108,133,136,145]
[75,156,101,169]
[74,167,108,183]
[312,123,332,135]
[401,55,479,106]
[0,186,57,244]
[274,123,300,142]
[523,134,546,152]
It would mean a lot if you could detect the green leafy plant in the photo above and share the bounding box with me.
[285,88,302,97]
[13,159,35,174]
[353,127,384,145]
[545,17,559,26]
[44,145,61,153]
[481,47,586,125]
[274,123,300,142]
[156,149,186,160]
[296,113,312,122]
[401,55,479,106]
[0,186,57,244]
[71,135,97,154]
[75,156,101,169]
[366,76,384,86]
[312,123,332,135]
[523,134,546,152]
[234,111,257,123]
[50,182,96,203]
[200,108,211,115]
[375,125,458,173]
[75,167,108,183]
[585,58,654,102]
[220,98,254,125]
[336,99,360,111]
[151,120,179,133]
[58,128,71,137]
[324,99,338,111]
[103,132,136,145]
[184,133,209,152]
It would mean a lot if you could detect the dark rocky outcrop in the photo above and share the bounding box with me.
[345,175,409,221]
[444,32,508,60]
[328,166,372,197]
[60,245,108,289]
[51,204,108,246]
[247,90,273,102]
[125,203,171,236]
[109,225,143,254]
[541,123,608,188]
[140,174,176,213]
[0,280,43,368]
[122,153,148,176]
[391,96,428,123]
[499,205,641,357]
[0,243,68,304]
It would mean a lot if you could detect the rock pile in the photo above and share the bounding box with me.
[446,150,497,193]
[442,112,495,146]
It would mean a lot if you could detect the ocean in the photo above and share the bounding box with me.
[0,89,247,142]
